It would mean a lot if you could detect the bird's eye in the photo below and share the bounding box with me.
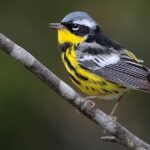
[72,24,79,31]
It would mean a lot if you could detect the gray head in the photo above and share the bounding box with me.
[49,11,101,38]
[61,11,98,29]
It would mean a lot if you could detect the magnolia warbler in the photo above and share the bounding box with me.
[49,11,150,115]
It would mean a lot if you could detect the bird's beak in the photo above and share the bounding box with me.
[49,23,65,29]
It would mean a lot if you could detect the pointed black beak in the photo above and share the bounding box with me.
[49,23,65,29]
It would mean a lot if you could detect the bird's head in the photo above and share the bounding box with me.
[49,11,101,44]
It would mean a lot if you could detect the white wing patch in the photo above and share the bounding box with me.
[79,53,120,70]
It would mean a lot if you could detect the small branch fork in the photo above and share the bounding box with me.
[0,33,149,150]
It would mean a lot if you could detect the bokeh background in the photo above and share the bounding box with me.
[0,0,150,149]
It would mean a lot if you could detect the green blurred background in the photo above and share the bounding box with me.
[0,0,150,149]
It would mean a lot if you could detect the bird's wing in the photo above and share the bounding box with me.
[77,42,150,92]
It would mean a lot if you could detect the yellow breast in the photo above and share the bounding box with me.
[61,45,125,97]
[58,29,85,44]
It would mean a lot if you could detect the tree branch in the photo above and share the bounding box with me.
[0,33,149,150]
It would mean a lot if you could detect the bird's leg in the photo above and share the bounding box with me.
[109,93,126,120]
[103,93,126,134]
[85,95,99,100]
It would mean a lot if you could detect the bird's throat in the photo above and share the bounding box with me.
[58,29,85,44]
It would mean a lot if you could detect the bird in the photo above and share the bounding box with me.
[49,11,150,116]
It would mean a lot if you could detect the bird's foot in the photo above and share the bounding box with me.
[84,96,96,109]
[109,115,117,122]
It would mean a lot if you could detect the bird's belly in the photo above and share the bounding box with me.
[61,49,127,100]
[71,68,127,99]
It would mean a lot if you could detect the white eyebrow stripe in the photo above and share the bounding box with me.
[73,19,96,28]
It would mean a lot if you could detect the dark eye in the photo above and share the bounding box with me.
[72,24,79,31]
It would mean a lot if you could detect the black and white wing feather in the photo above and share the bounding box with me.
[77,42,150,92]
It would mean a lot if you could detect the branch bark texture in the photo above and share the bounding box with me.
[0,33,149,150]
